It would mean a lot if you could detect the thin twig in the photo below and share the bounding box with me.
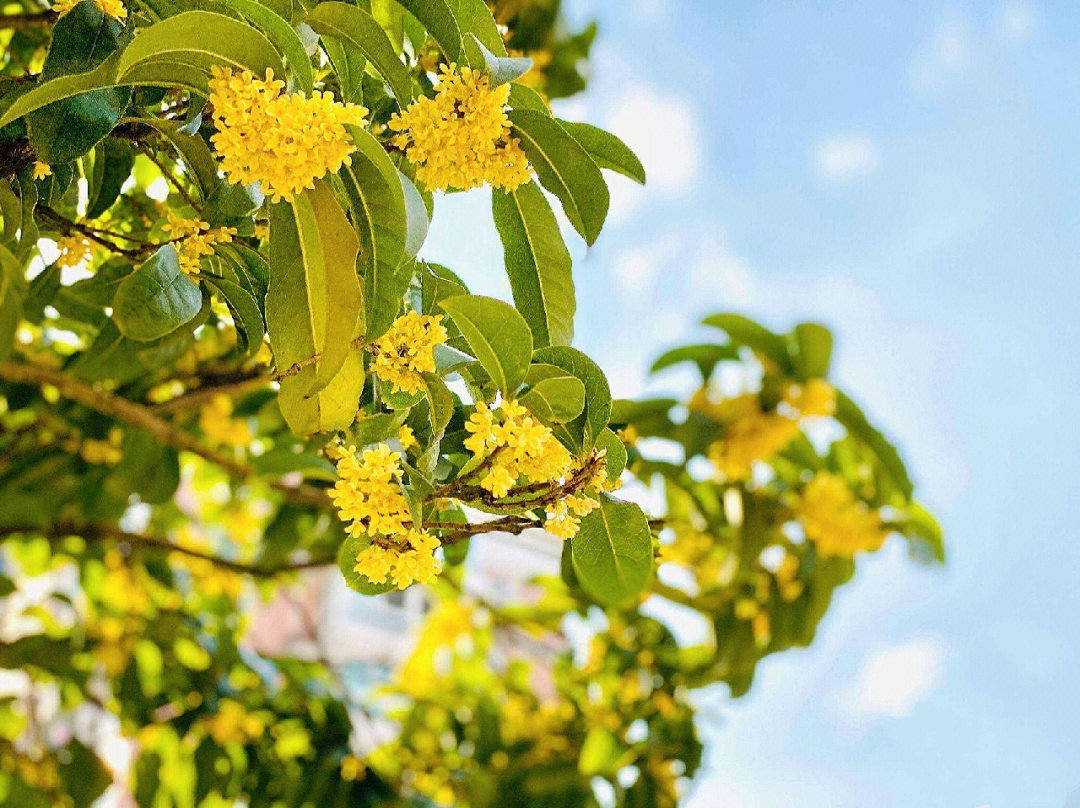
[0,10,55,29]
[134,141,198,208]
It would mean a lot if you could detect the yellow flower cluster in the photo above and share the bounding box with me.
[198,393,253,448]
[80,427,124,465]
[164,211,237,275]
[464,399,574,497]
[697,380,838,480]
[32,161,51,180]
[389,64,531,191]
[207,67,368,202]
[53,0,126,20]
[370,312,447,394]
[205,699,266,745]
[55,234,93,269]
[330,444,441,589]
[795,472,888,557]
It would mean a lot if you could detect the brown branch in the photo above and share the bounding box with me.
[134,140,198,208]
[0,359,329,508]
[0,10,55,30]
[153,374,272,415]
[37,207,141,257]
[2,522,335,576]
[273,336,370,381]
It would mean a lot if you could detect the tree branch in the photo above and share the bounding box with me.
[0,11,55,30]
[0,360,329,508]
[152,374,272,415]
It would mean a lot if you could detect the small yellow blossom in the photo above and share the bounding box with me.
[164,211,237,275]
[397,424,418,451]
[53,0,126,20]
[694,392,800,480]
[207,67,368,202]
[198,393,253,448]
[32,161,52,180]
[55,234,93,269]
[341,755,365,781]
[785,378,836,417]
[795,472,888,557]
[389,63,531,191]
[370,311,447,394]
[205,699,265,745]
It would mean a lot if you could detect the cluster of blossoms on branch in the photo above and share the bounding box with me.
[52,0,126,21]
[163,211,237,276]
[330,443,442,589]
[370,311,448,394]
[794,471,888,557]
[206,68,368,202]
[389,64,532,191]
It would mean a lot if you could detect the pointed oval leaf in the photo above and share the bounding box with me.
[112,246,203,341]
[394,0,463,61]
[463,33,531,83]
[221,0,315,92]
[521,375,585,423]
[492,181,574,348]
[439,294,533,395]
[558,120,645,184]
[532,345,610,449]
[571,496,652,605]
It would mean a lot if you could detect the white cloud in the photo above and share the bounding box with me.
[813,135,880,182]
[605,84,702,199]
[910,19,973,93]
[841,638,947,718]
[997,2,1037,44]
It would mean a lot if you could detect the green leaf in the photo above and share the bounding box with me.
[557,120,645,184]
[508,82,548,113]
[650,343,739,379]
[86,138,135,219]
[393,0,463,61]
[400,170,429,259]
[508,109,609,245]
[338,532,396,595]
[594,427,627,486]
[898,502,945,563]
[444,0,505,55]
[339,127,410,340]
[306,2,414,105]
[579,727,620,776]
[27,3,130,164]
[112,246,203,341]
[118,11,285,82]
[420,262,468,316]
[293,180,363,392]
[531,345,610,449]
[0,244,26,362]
[521,375,584,423]
[571,496,652,605]
[439,294,533,395]
[266,200,365,434]
[702,313,792,370]
[492,181,574,348]
[463,33,531,83]
[321,35,366,103]
[0,56,120,130]
[792,322,833,379]
[419,372,453,473]
[221,0,315,92]
[201,273,264,356]
[833,390,914,500]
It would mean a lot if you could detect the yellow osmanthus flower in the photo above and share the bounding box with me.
[784,378,836,417]
[370,311,447,394]
[207,67,368,202]
[205,699,266,745]
[198,393,253,448]
[692,391,798,480]
[32,161,51,180]
[53,0,126,20]
[389,63,531,191]
[164,211,237,275]
[330,443,441,589]
[397,424,418,451]
[55,234,93,268]
[795,472,888,557]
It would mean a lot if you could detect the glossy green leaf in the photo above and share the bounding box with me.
[86,139,135,219]
[492,181,574,348]
[0,244,25,362]
[112,246,202,341]
[463,33,531,83]
[393,0,463,61]
[594,427,627,486]
[508,108,609,245]
[201,273,264,356]
[117,11,286,81]
[650,343,739,379]
[834,390,914,500]
[571,496,652,605]
[130,117,221,199]
[508,82,548,113]
[0,56,120,130]
[266,200,365,434]
[702,312,791,369]
[221,0,314,92]
[521,375,585,423]
[558,120,645,184]
[444,0,505,55]
[532,345,610,449]
[439,294,533,396]
[306,2,414,104]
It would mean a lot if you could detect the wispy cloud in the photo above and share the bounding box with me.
[812,135,880,182]
[840,638,948,719]
[910,18,973,93]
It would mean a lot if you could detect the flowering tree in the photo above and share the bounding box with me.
[0,1,943,806]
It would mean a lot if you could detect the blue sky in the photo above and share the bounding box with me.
[426,1,1080,806]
